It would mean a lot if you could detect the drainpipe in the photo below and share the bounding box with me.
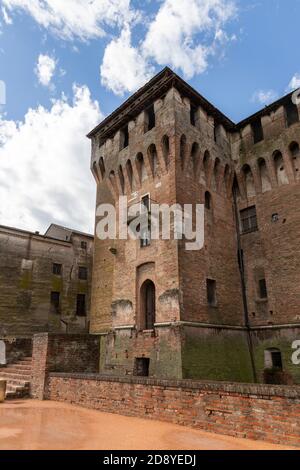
[233,186,258,383]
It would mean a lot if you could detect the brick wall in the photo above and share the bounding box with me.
[46,373,300,447]
[31,333,99,399]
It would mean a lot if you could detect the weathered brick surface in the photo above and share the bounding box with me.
[46,373,300,447]
[88,68,300,382]
[0,226,93,336]
[31,333,99,399]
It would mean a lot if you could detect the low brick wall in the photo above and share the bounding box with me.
[31,334,100,399]
[46,374,300,447]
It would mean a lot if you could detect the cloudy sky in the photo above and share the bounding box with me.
[0,0,300,234]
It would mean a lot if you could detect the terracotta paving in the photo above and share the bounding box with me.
[0,400,296,450]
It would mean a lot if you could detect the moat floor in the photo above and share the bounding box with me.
[0,400,295,450]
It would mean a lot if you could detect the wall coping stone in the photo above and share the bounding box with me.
[48,373,300,398]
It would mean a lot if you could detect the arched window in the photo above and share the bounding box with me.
[161,135,170,168]
[180,135,186,169]
[118,165,125,194]
[257,158,271,192]
[205,191,211,210]
[136,153,147,183]
[144,104,156,133]
[212,158,221,191]
[99,157,106,179]
[223,164,230,194]
[148,144,158,177]
[273,151,288,186]
[203,150,211,182]
[289,142,300,178]
[264,348,283,370]
[191,142,200,175]
[242,164,256,198]
[125,159,135,191]
[140,280,156,330]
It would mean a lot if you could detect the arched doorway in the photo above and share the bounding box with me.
[140,280,156,330]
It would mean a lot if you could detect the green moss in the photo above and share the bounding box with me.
[52,276,62,292]
[20,271,32,290]
[182,330,254,383]
[252,336,300,384]
[77,282,88,294]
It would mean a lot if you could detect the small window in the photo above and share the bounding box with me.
[285,100,299,127]
[265,348,283,370]
[145,104,155,132]
[271,351,283,369]
[207,279,217,307]
[76,294,86,317]
[81,241,87,250]
[134,358,150,377]
[214,123,222,144]
[50,291,60,314]
[140,195,151,248]
[78,266,88,280]
[259,278,268,299]
[53,263,62,275]
[205,191,211,210]
[190,104,197,126]
[120,125,129,150]
[251,119,264,144]
[240,206,258,233]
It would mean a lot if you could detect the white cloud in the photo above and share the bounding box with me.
[0,85,102,233]
[100,25,153,96]
[287,73,300,92]
[251,89,279,106]
[2,0,137,41]
[1,6,12,24]
[142,0,236,79]
[100,0,237,95]
[35,54,56,87]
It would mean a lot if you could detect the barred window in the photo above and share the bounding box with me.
[240,206,258,233]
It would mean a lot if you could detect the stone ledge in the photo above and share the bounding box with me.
[48,373,300,398]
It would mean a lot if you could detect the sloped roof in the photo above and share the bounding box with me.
[87,67,236,140]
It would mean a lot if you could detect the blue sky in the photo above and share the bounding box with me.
[0,0,300,234]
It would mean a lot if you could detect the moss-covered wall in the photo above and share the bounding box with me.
[99,326,183,379]
[181,327,254,383]
[251,328,300,384]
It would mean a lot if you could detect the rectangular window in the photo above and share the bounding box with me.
[251,119,264,144]
[134,358,150,377]
[285,100,299,127]
[207,279,217,307]
[76,294,86,317]
[50,291,60,314]
[78,266,88,280]
[53,263,62,275]
[240,206,258,234]
[120,125,129,149]
[145,104,155,132]
[140,195,151,248]
[190,104,197,126]
[271,351,283,369]
[259,279,268,299]
[81,241,87,250]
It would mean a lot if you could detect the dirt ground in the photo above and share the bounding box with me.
[0,400,296,450]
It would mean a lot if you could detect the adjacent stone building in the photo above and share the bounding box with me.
[88,67,300,384]
[0,223,93,337]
